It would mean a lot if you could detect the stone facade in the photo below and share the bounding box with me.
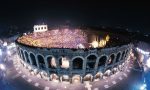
[16,42,133,83]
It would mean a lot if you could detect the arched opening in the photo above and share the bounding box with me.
[112,67,118,74]
[21,50,25,61]
[118,64,123,71]
[30,53,37,66]
[59,58,62,66]
[94,72,103,80]
[50,74,59,82]
[125,50,129,58]
[47,56,56,68]
[18,49,22,59]
[72,57,83,69]
[116,52,121,63]
[83,74,93,82]
[104,69,112,76]
[59,57,69,69]
[86,55,97,69]
[108,54,115,65]
[40,70,48,78]
[121,51,125,60]
[24,51,30,63]
[37,55,46,69]
[98,56,107,67]
[72,75,81,83]
[61,75,70,82]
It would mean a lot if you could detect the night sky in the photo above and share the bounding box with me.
[0,1,150,33]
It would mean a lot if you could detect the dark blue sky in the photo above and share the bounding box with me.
[0,1,150,33]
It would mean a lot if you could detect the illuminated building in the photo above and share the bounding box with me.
[16,25,133,83]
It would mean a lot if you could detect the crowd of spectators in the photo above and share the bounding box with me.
[17,29,88,48]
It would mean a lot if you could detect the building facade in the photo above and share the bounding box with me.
[33,25,48,32]
[16,42,133,83]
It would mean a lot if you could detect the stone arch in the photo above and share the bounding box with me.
[124,49,129,59]
[118,64,123,71]
[50,73,59,82]
[20,49,25,61]
[86,54,97,69]
[94,72,103,80]
[108,54,115,65]
[121,50,126,60]
[24,51,30,63]
[46,55,57,68]
[72,56,84,70]
[61,75,70,82]
[83,74,93,82]
[18,48,22,59]
[37,54,46,69]
[112,66,118,74]
[17,49,20,58]
[58,56,70,69]
[58,57,62,66]
[116,52,121,63]
[29,52,37,67]
[104,68,112,76]
[72,75,82,83]
[98,55,107,67]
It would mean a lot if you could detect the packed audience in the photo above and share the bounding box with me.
[17,29,88,48]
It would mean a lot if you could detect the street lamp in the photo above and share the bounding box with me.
[0,64,5,71]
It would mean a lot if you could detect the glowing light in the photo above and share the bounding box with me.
[0,64,5,71]
[99,39,106,47]
[7,43,16,49]
[91,41,99,48]
[61,57,69,69]
[0,49,2,56]
[136,48,150,55]
[7,50,11,55]
[105,35,110,42]
[140,84,147,90]
[77,43,85,49]
[146,57,150,68]
[51,57,57,67]
[3,42,7,46]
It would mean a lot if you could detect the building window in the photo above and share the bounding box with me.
[108,54,115,65]
[37,55,45,69]
[86,55,97,69]
[47,56,56,68]
[72,57,83,69]
[21,50,25,61]
[30,53,37,66]
[121,51,125,60]
[116,52,121,62]
[98,56,107,67]
[25,51,30,63]
[60,57,69,69]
